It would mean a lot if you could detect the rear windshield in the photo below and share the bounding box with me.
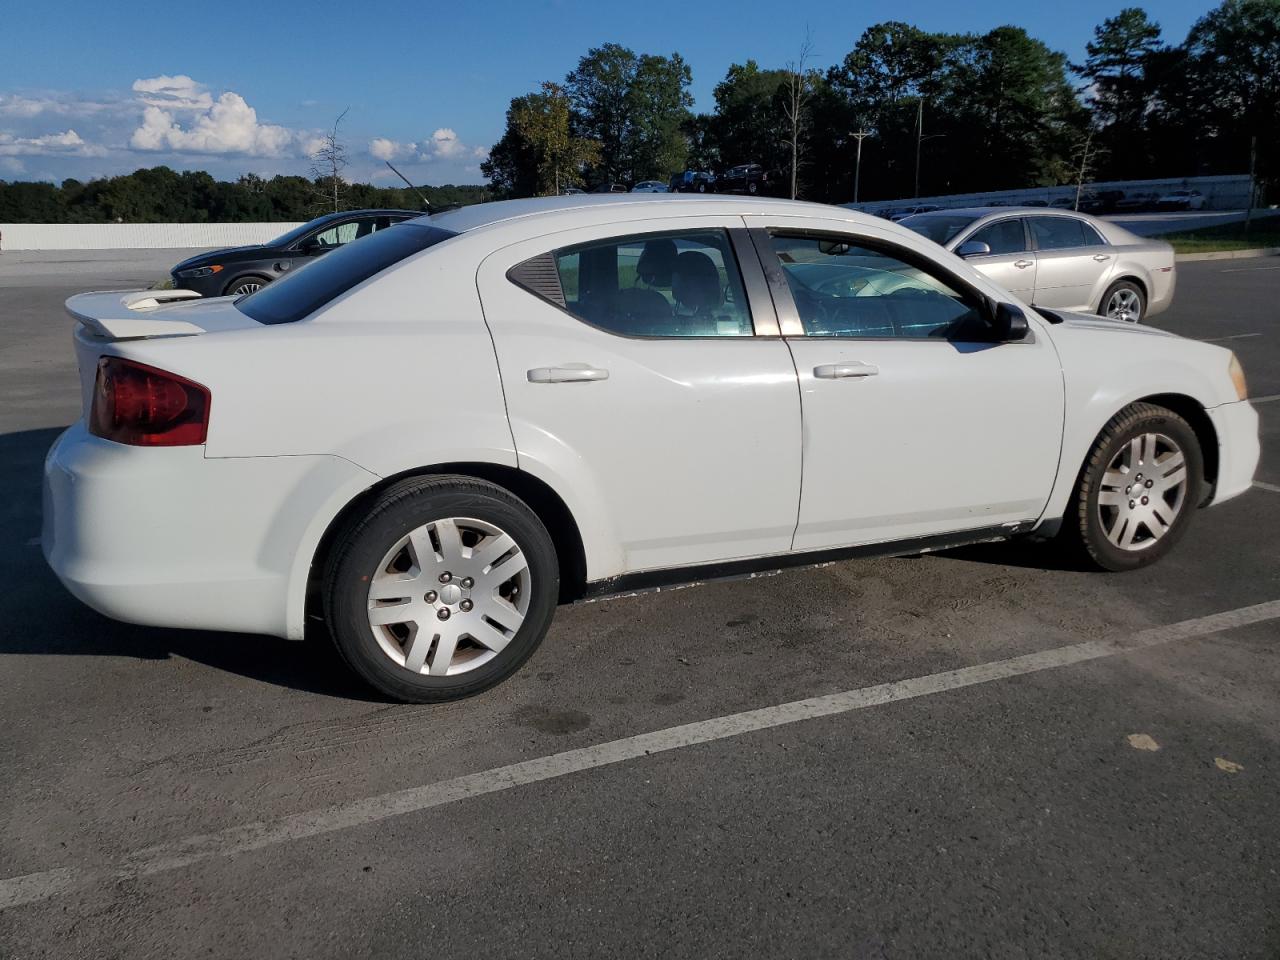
[900,214,977,246]
[237,223,457,325]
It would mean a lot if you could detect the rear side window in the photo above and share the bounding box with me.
[902,215,976,245]
[968,219,1027,255]
[511,229,754,338]
[236,223,456,325]
[1030,217,1089,250]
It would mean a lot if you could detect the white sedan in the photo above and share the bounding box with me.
[44,195,1260,702]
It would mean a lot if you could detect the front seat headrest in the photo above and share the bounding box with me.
[672,251,722,312]
[637,238,678,287]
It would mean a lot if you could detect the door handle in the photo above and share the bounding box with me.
[1092,253,1112,261]
[1014,259,1034,269]
[814,362,878,380]
[527,365,610,384]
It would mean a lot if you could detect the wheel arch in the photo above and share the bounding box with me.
[306,463,589,619]
[1135,392,1219,499]
[221,271,272,296]
[1099,273,1148,314]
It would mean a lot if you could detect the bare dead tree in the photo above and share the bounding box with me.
[782,31,816,201]
[310,108,350,214]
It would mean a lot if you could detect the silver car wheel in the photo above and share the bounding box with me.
[366,517,531,676]
[1096,432,1187,552]
[1106,288,1142,323]
[232,281,263,296]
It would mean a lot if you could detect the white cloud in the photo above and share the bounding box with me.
[424,127,465,159]
[0,93,126,119]
[0,128,103,157]
[130,91,295,157]
[131,75,213,111]
[369,137,406,161]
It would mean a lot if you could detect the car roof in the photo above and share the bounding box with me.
[419,193,881,233]
[907,206,1097,218]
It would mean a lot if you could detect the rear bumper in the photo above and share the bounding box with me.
[1206,399,1260,505]
[42,422,378,639]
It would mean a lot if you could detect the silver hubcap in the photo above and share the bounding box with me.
[1097,432,1187,551]
[366,517,530,676]
[1106,288,1141,323]
[234,282,262,295]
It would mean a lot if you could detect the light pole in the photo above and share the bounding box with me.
[850,130,870,204]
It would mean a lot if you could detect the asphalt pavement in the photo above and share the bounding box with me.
[1,253,1277,959]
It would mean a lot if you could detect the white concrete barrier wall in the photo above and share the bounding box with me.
[0,222,305,251]
[844,174,1254,214]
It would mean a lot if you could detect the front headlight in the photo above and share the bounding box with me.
[176,264,223,279]
[1228,352,1248,400]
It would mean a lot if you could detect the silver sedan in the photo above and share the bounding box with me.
[900,207,1175,323]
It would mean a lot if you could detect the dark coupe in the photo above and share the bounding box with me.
[170,209,420,297]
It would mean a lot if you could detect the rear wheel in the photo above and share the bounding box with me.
[225,274,270,297]
[1063,403,1202,571]
[1101,279,1145,323]
[323,476,559,702]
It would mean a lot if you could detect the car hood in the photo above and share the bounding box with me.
[1041,308,1180,339]
[171,244,267,272]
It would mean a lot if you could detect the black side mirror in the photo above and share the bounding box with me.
[989,302,1029,341]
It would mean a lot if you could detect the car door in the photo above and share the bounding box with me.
[477,218,802,575]
[743,215,1064,551]
[954,217,1036,302]
[1028,216,1112,311]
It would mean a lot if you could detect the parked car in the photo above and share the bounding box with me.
[170,210,420,298]
[592,183,629,194]
[889,204,941,222]
[669,171,716,193]
[1115,192,1158,213]
[1079,190,1125,214]
[561,186,586,196]
[900,207,1176,323]
[1156,189,1206,211]
[47,194,1258,703]
[631,180,669,193]
[718,163,771,195]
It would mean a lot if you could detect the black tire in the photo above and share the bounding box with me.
[322,476,559,703]
[697,183,707,193]
[224,274,271,297]
[1099,279,1145,323]
[1062,402,1202,571]
[747,181,759,195]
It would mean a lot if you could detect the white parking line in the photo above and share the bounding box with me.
[1254,481,1280,494]
[1199,333,1261,342]
[3,598,1279,912]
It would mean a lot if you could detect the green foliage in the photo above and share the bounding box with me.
[0,168,490,223]
[564,43,692,183]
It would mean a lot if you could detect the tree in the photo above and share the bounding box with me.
[1075,8,1162,178]
[309,108,349,213]
[709,61,790,175]
[781,32,820,199]
[564,44,692,183]
[483,83,601,196]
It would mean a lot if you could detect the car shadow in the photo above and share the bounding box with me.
[0,426,379,701]
[933,536,1097,573]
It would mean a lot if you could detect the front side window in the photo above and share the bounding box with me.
[901,214,976,246]
[1030,217,1089,250]
[968,219,1026,256]
[521,229,754,338]
[770,233,984,339]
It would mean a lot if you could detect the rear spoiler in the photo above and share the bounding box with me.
[66,289,206,340]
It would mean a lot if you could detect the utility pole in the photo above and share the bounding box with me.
[850,130,869,204]
[914,98,924,199]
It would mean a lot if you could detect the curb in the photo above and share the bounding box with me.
[1176,247,1280,263]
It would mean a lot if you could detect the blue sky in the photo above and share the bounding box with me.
[1,0,1212,186]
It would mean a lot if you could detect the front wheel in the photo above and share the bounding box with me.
[323,476,559,702]
[225,274,271,297]
[1064,403,1202,571]
[1101,279,1145,323]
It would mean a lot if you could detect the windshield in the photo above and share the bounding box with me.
[899,214,978,246]
[268,219,336,248]
[237,223,456,325]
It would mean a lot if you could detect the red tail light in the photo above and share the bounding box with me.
[89,357,210,446]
